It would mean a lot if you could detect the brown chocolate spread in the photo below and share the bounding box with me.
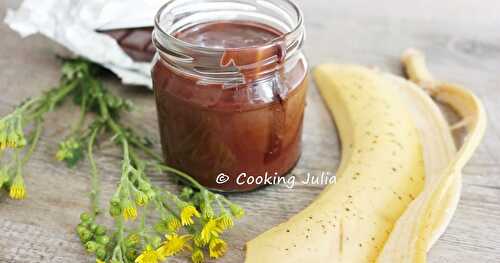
[152,21,308,191]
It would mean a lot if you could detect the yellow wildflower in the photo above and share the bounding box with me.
[165,215,182,232]
[9,175,26,200]
[6,132,24,149]
[96,259,105,263]
[200,219,222,245]
[135,191,149,206]
[216,213,233,231]
[0,131,7,150]
[135,245,161,263]
[123,200,138,221]
[193,234,204,247]
[191,248,204,263]
[6,132,17,148]
[208,238,227,259]
[157,233,192,257]
[180,205,200,226]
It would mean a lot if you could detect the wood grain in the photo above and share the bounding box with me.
[1,0,499,262]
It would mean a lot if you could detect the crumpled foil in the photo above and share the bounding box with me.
[4,0,165,87]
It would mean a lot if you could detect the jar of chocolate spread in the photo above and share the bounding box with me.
[152,0,307,192]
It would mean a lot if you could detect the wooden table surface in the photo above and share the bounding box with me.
[1,0,499,262]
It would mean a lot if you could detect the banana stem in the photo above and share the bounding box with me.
[401,48,483,134]
[401,48,438,93]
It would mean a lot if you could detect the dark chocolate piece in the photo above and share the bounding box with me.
[101,27,155,62]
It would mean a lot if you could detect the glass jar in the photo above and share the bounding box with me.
[152,0,308,192]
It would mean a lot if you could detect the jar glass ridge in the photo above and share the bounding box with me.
[153,0,305,85]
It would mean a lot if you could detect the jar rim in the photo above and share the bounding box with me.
[153,0,304,52]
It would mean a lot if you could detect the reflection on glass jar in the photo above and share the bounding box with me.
[152,0,308,192]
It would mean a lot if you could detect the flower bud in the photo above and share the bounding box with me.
[79,221,91,228]
[17,136,27,148]
[179,187,194,200]
[76,226,87,236]
[96,235,110,246]
[139,181,155,200]
[79,228,93,241]
[109,202,121,217]
[96,246,106,259]
[95,225,107,236]
[85,241,98,253]
[80,212,92,223]
[229,204,245,219]
[89,223,98,233]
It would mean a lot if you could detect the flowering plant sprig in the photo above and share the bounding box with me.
[0,58,244,263]
[0,61,86,199]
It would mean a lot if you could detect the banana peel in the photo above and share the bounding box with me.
[244,50,486,263]
[377,49,487,262]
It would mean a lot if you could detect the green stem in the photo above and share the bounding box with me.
[139,203,148,238]
[71,93,88,135]
[214,196,226,212]
[88,125,101,217]
[18,96,41,113]
[93,84,206,194]
[96,91,127,146]
[154,163,205,191]
[21,118,43,165]
[121,130,162,162]
[52,81,78,102]
[129,138,162,162]
[24,81,78,122]
[14,149,22,177]
[112,216,126,262]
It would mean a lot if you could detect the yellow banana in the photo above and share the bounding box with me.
[246,64,426,263]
